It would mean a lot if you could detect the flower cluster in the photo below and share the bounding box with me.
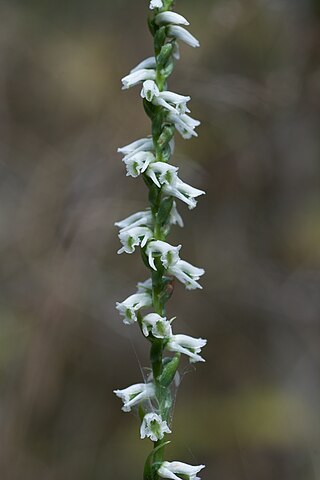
[114,2,206,479]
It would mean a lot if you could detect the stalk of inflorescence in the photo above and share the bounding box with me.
[114,2,206,480]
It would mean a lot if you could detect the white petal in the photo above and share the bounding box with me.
[167,25,200,48]
[149,0,163,9]
[155,11,189,26]
[130,56,156,74]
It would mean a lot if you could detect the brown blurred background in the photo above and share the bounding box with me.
[0,0,320,479]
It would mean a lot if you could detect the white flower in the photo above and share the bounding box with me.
[140,413,171,441]
[166,334,207,363]
[146,240,181,271]
[155,12,189,26]
[118,137,153,156]
[169,201,184,228]
[141,313,173,338]
[130,56,156,74]
[115,210,153,232]
[149,0,163,9]
[114,382,156,412]
[141,81,190,114]
[118,226,153,254]
[123,151,155,177]
[146,162,179,188]
[116,292,152,324]
[162,178,205,210]
[167,25,200,48]
[167,112,200,139]
[137,278,153,293]
[168,259,205,290]
[122,69,156,89]
[158,91,191,114]
[141,79,160,102]
[158,461,205,480]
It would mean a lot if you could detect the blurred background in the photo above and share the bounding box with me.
[0,0,320,479]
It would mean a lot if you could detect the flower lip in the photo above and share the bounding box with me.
[140,412,171,441]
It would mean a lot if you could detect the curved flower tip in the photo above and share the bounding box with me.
[149,0,163,9]
[167,334,207,363]
[155,11,190,26]
[114,382,156,412]
[116,292,152,324]
[140,413,171,441]
[122,69,156,89]
[168,259,205,290]
[167,25,200,48]
[158,461,205,480]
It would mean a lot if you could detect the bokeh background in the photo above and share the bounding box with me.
[1,0,320,479]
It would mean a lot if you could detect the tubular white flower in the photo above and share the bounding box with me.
[116,292,152,324]
[141,313,173,338]
[168,259,205,290]
[162,178,205,210]
[149,0,163,9]
[130,56,156,74]
[115,210,153,232]
[146,162,179,188]
[158,461,205,480]
[114,382,156,412]
[141,81,190,114]
[155,12,190,26]
[122,69,156,90]
[141,79,160,102]
[137,277,153,293]
[167,25,200,48]
[118,226,153,254]
[146,240,181,271]
[166,334,207,363]
[140,413,171,441]
[123,151,155,177]
[118,137,153,157]
[169,201,184,228]
[173,42,180,60]
[167,112,200,139]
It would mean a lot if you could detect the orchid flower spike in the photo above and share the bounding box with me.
[140,413,171,441]
[166,334,207,363]
[116,292,152,324]
[158,461,205,480]
[115,2,207,476]
[114,382,156,412]
[141,313,173,338]
[146,240,181,271]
